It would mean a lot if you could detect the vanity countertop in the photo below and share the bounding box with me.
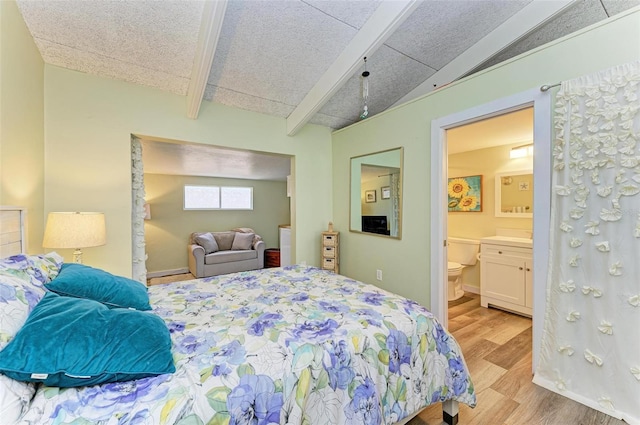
[480,235,533,248]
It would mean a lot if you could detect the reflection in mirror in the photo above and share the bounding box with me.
[495,170,533,218]
[350,148,403,238]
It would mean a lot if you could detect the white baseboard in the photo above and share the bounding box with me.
[463,284,480,294]
[146,268,189,278]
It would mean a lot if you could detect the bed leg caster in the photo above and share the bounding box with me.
[442,400,459,425]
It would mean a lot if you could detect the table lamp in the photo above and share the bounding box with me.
[43,212,106,263]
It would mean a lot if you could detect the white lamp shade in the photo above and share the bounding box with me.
[43,212,106,249]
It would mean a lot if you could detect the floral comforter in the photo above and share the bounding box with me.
[19,266,475,425]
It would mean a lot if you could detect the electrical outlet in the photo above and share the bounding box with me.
[376,269,382,281]
[300,260,307,266]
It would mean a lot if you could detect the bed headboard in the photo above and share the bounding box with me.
[0,206,26,258]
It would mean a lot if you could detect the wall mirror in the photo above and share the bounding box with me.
[350,147,403,238]
[495,169,533,218]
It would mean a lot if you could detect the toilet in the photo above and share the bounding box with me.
[448,237,480,301]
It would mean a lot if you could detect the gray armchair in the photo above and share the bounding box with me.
[188,231,265,278]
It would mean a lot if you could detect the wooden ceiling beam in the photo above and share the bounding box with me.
[286,0,422,136]
[186,0,228,119]
[391,0,578,108]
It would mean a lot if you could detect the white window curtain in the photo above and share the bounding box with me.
[131,136,148,285]
[533,61,640,423]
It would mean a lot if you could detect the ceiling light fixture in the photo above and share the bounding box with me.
[510,143,534,159]
[360,57,370,119]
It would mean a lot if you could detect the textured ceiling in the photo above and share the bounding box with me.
[17,1,203,95]
[14,0,639,179]
[16,0,640,133]
[140,139,291,181]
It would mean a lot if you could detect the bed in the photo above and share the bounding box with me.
[1,255,476,425]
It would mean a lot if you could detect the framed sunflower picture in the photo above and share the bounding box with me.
[448,175,482,212]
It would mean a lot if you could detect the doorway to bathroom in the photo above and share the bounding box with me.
[446,108,534,307]
[444,108,536,391]
[429,87,552,372]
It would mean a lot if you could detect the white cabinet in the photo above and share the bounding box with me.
[480,236,532,317]
[279,226,291,267]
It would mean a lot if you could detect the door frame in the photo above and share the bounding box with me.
[429,87,552,371]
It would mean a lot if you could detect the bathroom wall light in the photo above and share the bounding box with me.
[510,144,534,159]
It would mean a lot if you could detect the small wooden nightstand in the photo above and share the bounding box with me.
[264,248,280,268]
[321,223,339,273]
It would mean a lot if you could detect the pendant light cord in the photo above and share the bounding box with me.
[360,57,370,119]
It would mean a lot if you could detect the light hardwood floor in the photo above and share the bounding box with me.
[147,272,195,286]
[409,293,626,425]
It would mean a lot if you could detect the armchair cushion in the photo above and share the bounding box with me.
[231,232,254,250]
[195,233,219,254]
[232,227,264,247]
[205,250,257,265]
[212,232,235,251]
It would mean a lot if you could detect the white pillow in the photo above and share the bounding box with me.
[0,252,64,350]
[0,374,34,424]
[0,273,43,351]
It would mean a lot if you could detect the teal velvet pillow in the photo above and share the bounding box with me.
[0,292,175,387]
[46,263,151,311]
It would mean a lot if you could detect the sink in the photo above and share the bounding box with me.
[480,235,533,248]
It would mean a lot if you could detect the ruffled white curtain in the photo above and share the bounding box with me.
[533,61,640,423]
[390,172,400,237]
[131,137,148,285]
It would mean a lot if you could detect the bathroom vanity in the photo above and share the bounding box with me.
[480,235,533,317]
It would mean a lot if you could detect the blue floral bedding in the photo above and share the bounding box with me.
[19,266,475,424]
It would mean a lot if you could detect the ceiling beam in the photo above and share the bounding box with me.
[286,0,422,136]
[186,0,228,119]
[391,0,578,108]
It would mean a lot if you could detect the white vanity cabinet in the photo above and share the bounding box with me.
[480,236,532,317]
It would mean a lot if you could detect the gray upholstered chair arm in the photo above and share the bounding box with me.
[188,244,206,278]
[254,240,266,269]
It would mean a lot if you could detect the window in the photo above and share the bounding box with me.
[184,185,220,209]
[221,187,253,209]
[184,185,253,210]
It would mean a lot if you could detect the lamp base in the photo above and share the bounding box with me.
[73,249,83,264]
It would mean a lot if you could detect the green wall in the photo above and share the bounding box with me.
[0,0,45,253]
[361,175,392,218]
[448,142,534,241]
[350,149,402,231]
[144,173,289,274]
[43,66,332,277]
[332,10,640,308]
